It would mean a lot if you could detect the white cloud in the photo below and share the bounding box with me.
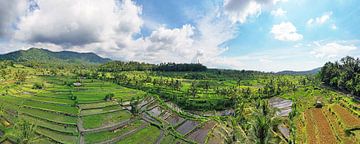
[14,0,143,46]
[307,12,332,25]
[1,0,238,67]
[311,42,357,58]
[0,0,322,72]
[271,8,287,17]
[0,0,27,37]
[271,22,303,41]
[223,0,287,24]
[223,0,262,24]
[139,24,195,63]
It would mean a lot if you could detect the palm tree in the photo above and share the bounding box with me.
[14,119,40,144]
[0,104,4,119]
[249,100,283,144]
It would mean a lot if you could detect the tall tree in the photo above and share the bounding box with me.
[249,100,282,144]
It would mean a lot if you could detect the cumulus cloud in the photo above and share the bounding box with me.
[0,0,26,37]
[139,24,195,63]
[0,0,238,66]
[271,22,303,41]
[223,0,287,24]
[223,0,262,23]
[307,12,332,25]
[0,0,305,72]
[271,8,286,17]
[311,42,357,58]
[14,0,143,46]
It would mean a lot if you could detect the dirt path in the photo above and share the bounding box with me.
[77,117,85,144]
[154,130,164,144]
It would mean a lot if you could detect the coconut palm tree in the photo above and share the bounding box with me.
[249,100,283,144]
[0,104,4,116]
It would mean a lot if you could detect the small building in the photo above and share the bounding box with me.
[73,82,82,87]
[315,101,323,108]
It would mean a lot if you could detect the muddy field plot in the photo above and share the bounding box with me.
[206,124,229,144]
[165,114,185,126]
[323,107,356,143]
[304,108,337,144]
[176,120,200,135]
[331,104,360,128]
[304,109,317,144]
[187,121,216,144]
[148,106,163,117]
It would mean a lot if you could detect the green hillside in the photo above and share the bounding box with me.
[0,48,111,64]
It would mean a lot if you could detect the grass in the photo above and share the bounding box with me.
[23,100,78,115]
[80,105,123,116]
[160,134,177,144]
[21,108,77,125]
[79,101,119,109]
[116,126,161,144]
[82,110,132,129]
[84,120,145,143]
[36,127,78,144]
[24,96,74,105]
[20,115,78,134]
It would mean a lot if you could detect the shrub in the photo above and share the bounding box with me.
[32,83,44,89]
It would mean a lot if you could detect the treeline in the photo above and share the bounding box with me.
[98,61,207,72]
[319,56,360,96]
[98,61,155,72]
[154,63,206,72]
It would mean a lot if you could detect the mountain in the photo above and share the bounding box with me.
[276,67,321,75]
[0,48,111,64]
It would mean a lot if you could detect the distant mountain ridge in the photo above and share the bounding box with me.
[0,48,111,64]
[276,67,321,75]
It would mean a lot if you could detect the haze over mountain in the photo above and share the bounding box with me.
[276,67,321,75]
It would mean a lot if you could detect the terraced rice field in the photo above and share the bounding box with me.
[331,104,360,128]
[166,114,185,126]
[304,108,336,144]
[304,109,317,144]
[84,120,145,144]
[187,121,216,143]
[323,107,356,143]
[116,125,161,144]
[176,120,200,135]
[21,108,77,125]
[36,127,78,144]
[0,76,149,144]
[82,110,132,129]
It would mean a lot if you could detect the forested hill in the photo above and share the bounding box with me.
[319,56,360,97]
[0,48,111,64]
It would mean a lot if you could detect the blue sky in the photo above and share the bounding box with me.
[0,0,359,72]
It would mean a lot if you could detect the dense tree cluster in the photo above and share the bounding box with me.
[99,61,207,72]
[319,56,360,96]
[99,61,155,72]
[154,63,207,72]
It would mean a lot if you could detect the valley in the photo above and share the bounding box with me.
[0,49,359,144]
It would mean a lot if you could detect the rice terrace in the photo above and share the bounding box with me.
[1,0,360,144]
